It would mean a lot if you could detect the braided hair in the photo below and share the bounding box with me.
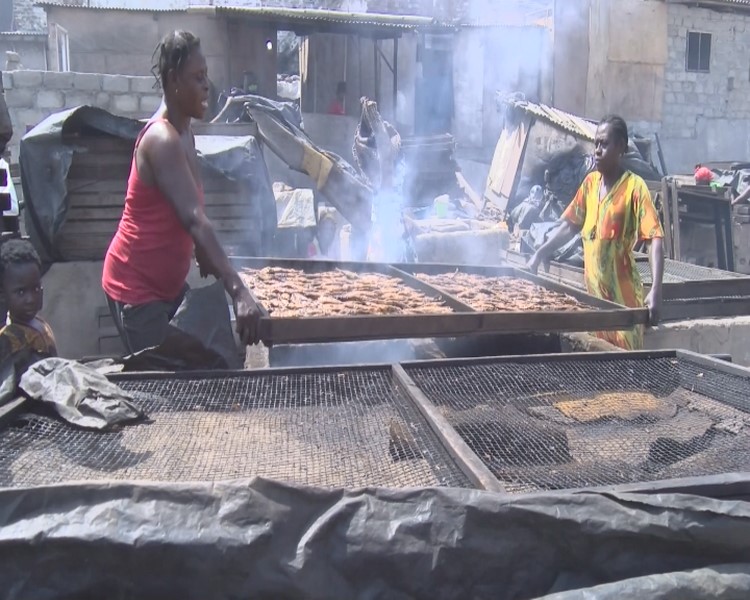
[151,30,202,91]
[599,114,629,148]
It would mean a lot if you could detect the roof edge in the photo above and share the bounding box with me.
[35,1,187,12]
[0,31,48,37]
[213,6,451,28]
[667,0,750,13]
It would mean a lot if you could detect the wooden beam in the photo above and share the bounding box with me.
[391,364,506,493]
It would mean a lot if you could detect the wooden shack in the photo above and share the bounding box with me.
[56,123,265,261]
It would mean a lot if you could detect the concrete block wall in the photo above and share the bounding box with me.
[661,5,750,172]
[2,69,162,162]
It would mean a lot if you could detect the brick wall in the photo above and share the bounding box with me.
[2,69,162,162]
[661,4,750,171]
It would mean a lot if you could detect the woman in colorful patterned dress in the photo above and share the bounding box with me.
[528,115,664,350]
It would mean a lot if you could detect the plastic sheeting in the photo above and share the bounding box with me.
[1,477,750,599]
[122,281,241,371]
[19,357,144,430]
[522,221,584,267]
[276,188,317,229]
[19,106,276,263]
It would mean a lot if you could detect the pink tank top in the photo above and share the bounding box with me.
[102,119,204,305]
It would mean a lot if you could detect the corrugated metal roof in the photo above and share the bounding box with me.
[36,0,188,11]
[214,6,449,29]
[0,31,47,37]
[34,0,540,31]
[504,97,597,140]
[35,1,455,30]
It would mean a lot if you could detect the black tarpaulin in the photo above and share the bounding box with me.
[19,106,275,263]
[122,280,242,371]
[19,357,145,430]
[1,477,750,599]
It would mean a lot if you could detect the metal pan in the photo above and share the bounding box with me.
[391,262,648,334]
[230,257,647,344]
[231,257,481,344]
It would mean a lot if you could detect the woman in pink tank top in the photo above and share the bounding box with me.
[102,30,261,354]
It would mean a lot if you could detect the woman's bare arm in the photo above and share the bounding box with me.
[140,122,260,344]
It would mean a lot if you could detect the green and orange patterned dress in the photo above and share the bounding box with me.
[562,170,663,350]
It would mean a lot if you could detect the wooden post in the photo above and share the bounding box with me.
[661,177,673,259]
[392,364,506,493]
[670,178,682,261]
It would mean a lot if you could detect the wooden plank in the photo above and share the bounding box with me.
[661,296,750,321]
[258,308,646,345]
[657,278,750,300]
[200,175,246,193]
[66,191,248,208]
[64,136,136,154]
[678,349,750,381]
[66,172,239,197]
[0,397,28,429]
[67,163,131,181]
[660,177,673,259]
[70,152,133,168]
[57,221,119,236]
[654,132,668,176]
[56,241,249,262]
[670,178,681,261]
[391,364,506,493]
[57,229,253,248]
[67,203,255,222]
[400,349,678,370]
[60,217,257,235]
[68,160,247,182]
[66,179,129,194]
[66,207,123,222]
[67,193,125,208]
[456,171,483,211]
[484,116,531,211]
[56,233,114,251]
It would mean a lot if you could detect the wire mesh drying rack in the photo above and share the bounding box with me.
[503,250,750,321]
[0,350,749,495]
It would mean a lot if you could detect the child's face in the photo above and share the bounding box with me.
[3,262,43,325]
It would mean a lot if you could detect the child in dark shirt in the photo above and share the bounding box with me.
[0,239,56,369]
